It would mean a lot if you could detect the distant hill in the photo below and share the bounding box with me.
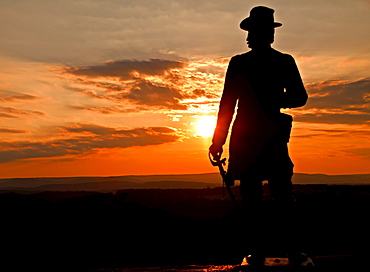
[293,173,370,185]
[0,173,221,192]
[0,172,369,192]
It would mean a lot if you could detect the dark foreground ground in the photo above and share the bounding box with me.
[1,185,369,271]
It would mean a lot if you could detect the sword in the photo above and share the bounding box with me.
[208,152,238,208]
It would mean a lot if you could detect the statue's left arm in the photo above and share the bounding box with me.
[280,54,308,108]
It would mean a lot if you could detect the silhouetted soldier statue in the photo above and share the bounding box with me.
[209,6,310,266]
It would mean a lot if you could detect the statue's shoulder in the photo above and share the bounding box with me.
[272,49,295,61]
[229,51,252,65]
[234,51,252,59]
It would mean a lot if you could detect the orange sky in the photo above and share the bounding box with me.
[0,1,369,178]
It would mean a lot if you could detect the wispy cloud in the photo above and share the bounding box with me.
[343,148,370,160]
[125,79,186,110]
[65,59,184,80]
[0,124,181,163]
[305,78,370,111]
[290,78,370,124]
[0,128,27,134]
[0,107,46,118]
[62,58,226,113]
[0,92,39,103]
[71,105,139,115]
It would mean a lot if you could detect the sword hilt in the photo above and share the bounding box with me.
[208,151,226,167]
[208,151,235,187]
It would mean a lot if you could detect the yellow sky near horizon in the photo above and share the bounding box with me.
[0,0,369,178]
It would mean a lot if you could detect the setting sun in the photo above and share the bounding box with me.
[194,116,217,137]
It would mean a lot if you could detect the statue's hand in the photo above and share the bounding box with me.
[209,144,223,161]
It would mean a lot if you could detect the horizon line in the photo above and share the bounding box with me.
[1,172,370,180]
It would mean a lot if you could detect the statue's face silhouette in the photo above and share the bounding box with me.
[246,27,275,49]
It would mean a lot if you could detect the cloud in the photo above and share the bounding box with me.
[184,89,220,100]
[71,105,139,115]
[0,113,17,118]
[64,59,188,110]
[65,59,184,80]
[0,92,39,103]
[294,112,370,125]
[343,148,370,160]
[311,128,370,136]
[0,0,249,63]
[62,58,226,112]
[305,78,370,111]
[293,127,370,138]
[0,107,46,118]
[0,128,27,134]
[75,79,186,110]
[291,78,370,124]
[0,124,181,163]
[124,79,186,110]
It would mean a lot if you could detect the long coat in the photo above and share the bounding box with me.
[212,48,308,180]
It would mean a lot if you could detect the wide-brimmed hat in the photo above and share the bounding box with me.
[240,6,282,31]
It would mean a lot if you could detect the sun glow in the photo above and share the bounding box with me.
[194,116,217,137]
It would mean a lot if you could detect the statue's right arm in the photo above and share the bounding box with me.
[211,57,240,150]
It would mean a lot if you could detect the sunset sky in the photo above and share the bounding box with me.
[0,0,369,178]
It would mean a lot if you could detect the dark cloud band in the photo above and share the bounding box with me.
[0,124,181,163]
[65,59,184,80]
[294,78,370,124]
